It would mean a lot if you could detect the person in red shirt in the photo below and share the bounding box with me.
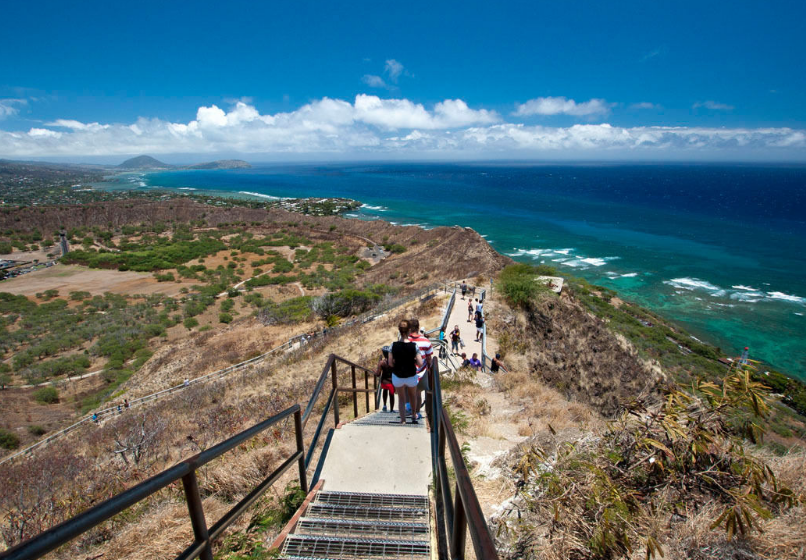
[408,318,433,421]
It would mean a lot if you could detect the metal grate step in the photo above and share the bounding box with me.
[315,491,428,509]
[282,534,430,559]
[348,411,425,428]
[305,503,428,522]
[296,517,429,540]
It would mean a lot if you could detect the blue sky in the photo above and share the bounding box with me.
[1,0,805,161]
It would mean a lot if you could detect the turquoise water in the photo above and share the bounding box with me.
[106,163,806,380]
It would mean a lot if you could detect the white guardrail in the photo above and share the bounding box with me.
[0,281,454,467]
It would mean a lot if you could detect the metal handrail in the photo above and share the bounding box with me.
[430,354,499,560]
[1,405,307,560]
[301,354,378,470]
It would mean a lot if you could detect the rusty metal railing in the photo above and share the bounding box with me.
[0,405,307,560]
[302,353,379,470]
[429,358,499,560]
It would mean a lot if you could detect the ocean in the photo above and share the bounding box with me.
[105,163,806,380]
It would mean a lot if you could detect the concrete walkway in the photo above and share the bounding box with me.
[444,291,497,366]
[316,411,431,495]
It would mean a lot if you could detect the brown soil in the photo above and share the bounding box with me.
[0,264,198,298]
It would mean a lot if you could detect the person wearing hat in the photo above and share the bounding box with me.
[375,345,396,412]
[490,353,506,374]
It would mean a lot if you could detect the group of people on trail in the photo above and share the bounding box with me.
[375,317,433,425]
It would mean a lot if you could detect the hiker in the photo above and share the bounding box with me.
[461,281,467,299]
[460,352,470,367]
[467,300,474,322]
[475,314,485,342]
[450,325,461,354]
[376,346,395,412]
[468,353,482,370]
[92,413,98,423]
[475,298,483,319]
[388,320,423,425]
[124,399,129,409]
[408,318,433,421]
[490,353,505,374]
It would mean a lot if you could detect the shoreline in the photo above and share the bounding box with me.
[91,171,805,383]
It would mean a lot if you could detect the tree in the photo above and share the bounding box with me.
[112,412,166,466]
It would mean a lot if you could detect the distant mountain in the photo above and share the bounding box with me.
[184,159,251,170]
[118,155,170,169]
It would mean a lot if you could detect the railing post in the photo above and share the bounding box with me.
[450,482,468,560]
[331,359,340,426]
[364,370,370,413]
[294,408,308,493]
[351,364,358,418]
[182,471,213,560]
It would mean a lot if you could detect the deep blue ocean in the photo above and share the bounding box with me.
[106,163,806,380]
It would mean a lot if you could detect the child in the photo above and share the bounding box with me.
[376,346,395,412]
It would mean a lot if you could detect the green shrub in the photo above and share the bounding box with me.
[498,263,549,309]
[183,317,199,330]
[0,428,20,450]
[219,312,233,324]
[27,425,47,436]
[383,243,407,254]
[33,386,59,404]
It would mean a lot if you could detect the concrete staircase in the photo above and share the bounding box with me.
[279,490,431,559]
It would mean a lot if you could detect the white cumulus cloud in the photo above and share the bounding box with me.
[514,96,612,117]
[0,96,803,159]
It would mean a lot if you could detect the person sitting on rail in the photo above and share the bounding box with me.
[387,320,424,425]
[490,353,505,374]
[375,346,395,412]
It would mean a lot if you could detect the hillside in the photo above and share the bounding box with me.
[117,155,169,169]
[0,198,803,559]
